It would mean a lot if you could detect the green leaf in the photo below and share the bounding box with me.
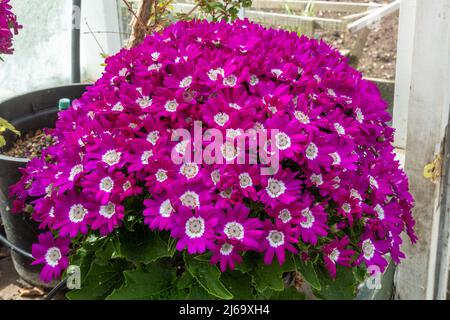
[313,265,357,300]
[220,270,254,300]
[293,256,321,290]
[252,259,285,292]
[66,259,125,300]
[0,135,6,148]
[269,286,306,300]
[106,260,176,300]
[118,228,172,264]
[176,271,194,290]
[184,253,233,300]
[187,284,218,300]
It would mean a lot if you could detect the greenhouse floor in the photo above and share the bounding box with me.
[0,253,44,300]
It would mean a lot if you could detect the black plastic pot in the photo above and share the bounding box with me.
[0,84,89,288]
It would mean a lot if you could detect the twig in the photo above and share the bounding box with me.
[85,19,106,55]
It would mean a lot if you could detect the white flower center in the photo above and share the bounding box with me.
[221,142,240,161]
[164,99,178,112]
[137,96,152,109]
[220,243,234,256]
[207,67,224,81]
[275,132,291,150]
[329,248,340,262]
[239,173,253,188]
[99,177,114,192]
[229,103,241,110]
[185,217,205,238]
[180,191,200,209]
[102,150,121,166]
[123,181,131,191]
[266,178,286,198]
[69,204,88,223]
[278,209,292,223]
[214,112,229,126]
[147,131,159,145]
[155,169,168,182]
[175,140,189,155]
[220,188,233,199]
[294,111,310,124]
[374,204,385,220]
[271,69,283,78]
[334,123,345,135]
[306,142,319,160]
[69,164,83,181]
[355,108,364,123]
[369,175,379,189]
[249,74,259,86]
[211,170,220,185]
[310,174,323,186]
[179,76,193,88]
[180,163,199,179]
[362,239,375,259]
[342,202,351,213]
[99,202,116,218]
[267,230,285,248]
[330,152,341,165]
[159,199,173,218]
[328,88,337,97]
[224,222,244,240]
[300,208,315,229]
[141,150,153,165]
[223,75,237,87]
[112,102,124,111]
[226,129,243,139]
[45,247,62,267]
[151,51,160,61]
[148,63,162,71]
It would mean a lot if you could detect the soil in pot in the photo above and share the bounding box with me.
[2,129,55,159]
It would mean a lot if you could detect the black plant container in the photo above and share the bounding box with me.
[0,84,88,287]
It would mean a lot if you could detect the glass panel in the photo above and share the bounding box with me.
[0,0,72,101]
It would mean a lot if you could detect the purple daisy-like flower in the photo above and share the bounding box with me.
[260,220,298,265]
[322,236,356,278]
[210,239,243,272]
[171,206,218,254]
[259,169,301,208]
[90,200,125,235]
[31,232,70,283]
[143,194,175,231]
[217,204,263,250]
[354,234,389,272]
[53,190,92,238]
[298,201,329,245]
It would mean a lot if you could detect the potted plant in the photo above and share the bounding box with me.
[8,18,416,300]
[0,84,89,287]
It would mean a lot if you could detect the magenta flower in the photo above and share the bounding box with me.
[143,195,175,231]
[10,19,417,281]
[210,240,243,272]
[90,200,125,235]
[31,232,70,283]
[217,204,263,250]
[322,236,356,278]
[260,220,298,265]
[81,168,123,205]
[298,201,329,245]
[259,169,301,208]
[0,0,21,55]
[53,190,92,238]
[354,235,389,272]
[171,206,218,254]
